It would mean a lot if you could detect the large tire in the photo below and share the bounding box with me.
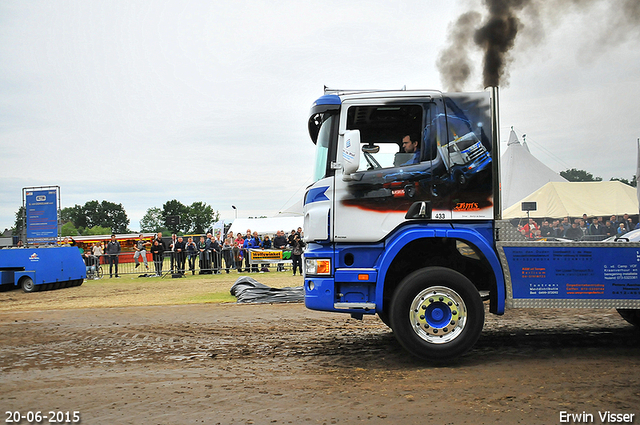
[617,309,640,328]
[377,310,392,329]
[390,267,484,361]
[21,277,36,293]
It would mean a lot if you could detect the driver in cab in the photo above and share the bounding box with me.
[401,134,420,165]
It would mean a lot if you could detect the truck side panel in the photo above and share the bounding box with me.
[498,242,640,308]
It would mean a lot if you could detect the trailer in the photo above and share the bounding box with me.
[0,246,86,292]
[301,87,640,361]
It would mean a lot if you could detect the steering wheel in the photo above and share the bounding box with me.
[364,151,381,170]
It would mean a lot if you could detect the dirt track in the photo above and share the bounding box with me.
[1,298,639,425]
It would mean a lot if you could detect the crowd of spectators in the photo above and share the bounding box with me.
[143,227,305,277]
[517,214,639,241]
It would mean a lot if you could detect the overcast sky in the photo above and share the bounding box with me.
[1,0,639,232]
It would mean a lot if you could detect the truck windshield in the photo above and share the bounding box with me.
[312,114,336,182]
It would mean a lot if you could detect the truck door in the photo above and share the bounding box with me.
[332,100,447,242]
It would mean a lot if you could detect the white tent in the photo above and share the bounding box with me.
[502,181,639,219]
[501,129,567,211]
[228,217,303,237]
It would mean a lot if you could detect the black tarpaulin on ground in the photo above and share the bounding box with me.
[230,276,304,303]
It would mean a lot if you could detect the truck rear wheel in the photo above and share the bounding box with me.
[21,277,36,293]
[390,267,484,361]
[617,309,640,327]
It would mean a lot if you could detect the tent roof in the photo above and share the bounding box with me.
[228,217,303,237]
[501,129,567,210]
[502,181,639,219]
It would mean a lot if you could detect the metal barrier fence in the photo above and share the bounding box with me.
[84,248,295,279]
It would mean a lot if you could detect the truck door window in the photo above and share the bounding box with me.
[311,113,337,182]
[346,104,423,172]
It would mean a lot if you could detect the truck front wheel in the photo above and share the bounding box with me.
[390,267,484,361]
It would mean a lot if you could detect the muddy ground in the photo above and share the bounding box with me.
[1,294,639,424]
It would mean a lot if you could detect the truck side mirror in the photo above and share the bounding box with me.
[342,130,360,177]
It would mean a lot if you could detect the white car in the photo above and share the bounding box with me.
[604,228,640,242]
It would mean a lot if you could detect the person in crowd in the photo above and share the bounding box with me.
[105,234,121,278]
[539,220,553,238]
[262,235,272,249]
[250,231,261,272]
[243,229,254,272]
[92,242,103,264]
[174,236,186,274]
[185,237,198,275]
[222,231,234,273]
[290,233,305,276]
[577,219,589,237]
[610,215,619,230]
[604,220,616,238]
[16,240,23,248]
[82,249,97,278]
[561,217,571,234]
[150,239,165,276]
[210,234,222,274]
[589,218,604,236]
[198,236,210,274]
[133,233,150,270]
[622,214,632,232]
[617,222,627,236]
[234,233,244,272]
[551,220,563,238]
[288,230,297,246]
[626,217,635,231]
[168,234,178,272]
[565,222,583,240]
[273,230,288,272]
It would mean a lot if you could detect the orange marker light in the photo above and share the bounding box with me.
[317,260,331,275]
[358,274,369,281]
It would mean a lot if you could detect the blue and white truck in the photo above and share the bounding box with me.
[302,87,640,360]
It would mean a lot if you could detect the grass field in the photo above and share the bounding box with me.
[0,271,304,312]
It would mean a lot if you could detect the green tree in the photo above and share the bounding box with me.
[610,175,637,187]
[60,205,81,224]
[140,207,165,233]
[60,222,79,236]
[560,168,602,182]
[162,200,190,233]
[83,226,112,236]
[187,201,219,234]
[100,201,130,233]
[62,200,130,233]
[11,206,25,236]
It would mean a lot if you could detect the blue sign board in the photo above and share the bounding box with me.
[25,189,58,243]
[503,246,640,300]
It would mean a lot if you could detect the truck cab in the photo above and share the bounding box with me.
[303,88,503,359]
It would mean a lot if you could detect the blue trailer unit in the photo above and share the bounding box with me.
[0,247,86,292]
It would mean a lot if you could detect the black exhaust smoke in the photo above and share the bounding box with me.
[438,0,640,91]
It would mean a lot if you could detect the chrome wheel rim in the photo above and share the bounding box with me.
[409,286,468,344]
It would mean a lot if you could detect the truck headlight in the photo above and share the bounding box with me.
[305,258,331,275]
